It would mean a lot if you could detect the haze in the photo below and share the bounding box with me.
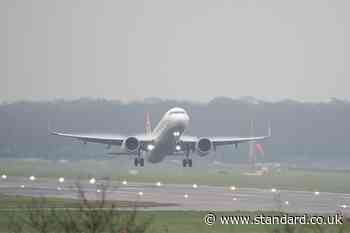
[0,0,348,103]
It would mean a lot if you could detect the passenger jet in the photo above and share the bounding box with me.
[52,107,271,167]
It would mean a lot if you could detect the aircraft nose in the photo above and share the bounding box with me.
[172,112,189,126]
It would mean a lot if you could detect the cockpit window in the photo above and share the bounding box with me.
[169,111,185,115]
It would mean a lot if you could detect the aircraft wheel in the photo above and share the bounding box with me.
[188,159,193,167]
[140,158,144,167]
[134,158,138,167]
[182,159,187,167]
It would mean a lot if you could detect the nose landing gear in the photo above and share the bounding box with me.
[182,145,192,167]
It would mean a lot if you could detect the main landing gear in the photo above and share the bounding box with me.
[134,157,144,167]
[134,149,144,167]
[182,145,192,167]
[182,158,192,167]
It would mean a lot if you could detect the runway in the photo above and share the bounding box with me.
[0,177,349,214]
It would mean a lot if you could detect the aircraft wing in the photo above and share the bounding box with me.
[179,135,198,143]
[51,132,153,146]
[180,125,271,147]
[208,135,270,146]
[51,132,125,145]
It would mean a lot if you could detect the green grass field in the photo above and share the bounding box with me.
[0,210,348,233]
[1,159,350,193]
[0,194,348,233]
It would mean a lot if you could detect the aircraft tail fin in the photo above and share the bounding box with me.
[248,120,266,166]
[249,120,256,164]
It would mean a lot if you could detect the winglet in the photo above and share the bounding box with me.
[48,121,63,137]
[47,120,59,136]
[145,112,152,135]
[47,120,52,136]
[250,120,255,137]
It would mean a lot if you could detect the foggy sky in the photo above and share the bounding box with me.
[0,0,348,103]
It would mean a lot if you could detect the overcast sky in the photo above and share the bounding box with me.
[0,0,348,103]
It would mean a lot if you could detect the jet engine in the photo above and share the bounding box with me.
[196,138,212,156]
[122,137,140,153]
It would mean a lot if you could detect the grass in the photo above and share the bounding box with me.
[0,193,348,233]
[0,210,348,233]
[0,194,175,209]
[1,159,350,193]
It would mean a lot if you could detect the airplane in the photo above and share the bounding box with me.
[52,107,271,167]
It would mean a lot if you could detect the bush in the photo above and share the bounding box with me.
[6,182,153,233]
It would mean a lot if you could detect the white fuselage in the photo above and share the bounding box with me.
[147,108,190,163]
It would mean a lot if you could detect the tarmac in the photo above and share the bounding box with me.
[0,177,349,214]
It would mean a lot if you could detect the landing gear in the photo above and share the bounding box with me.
[134,150,144,167]
[182,145,193,167]
[134,157,144,167]
[188,159,192,167]
[182,158,192,167]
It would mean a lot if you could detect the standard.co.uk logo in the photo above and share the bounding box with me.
[204,213,343,225]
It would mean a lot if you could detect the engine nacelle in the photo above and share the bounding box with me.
[122,137,140,153]
[196,138,212,156]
